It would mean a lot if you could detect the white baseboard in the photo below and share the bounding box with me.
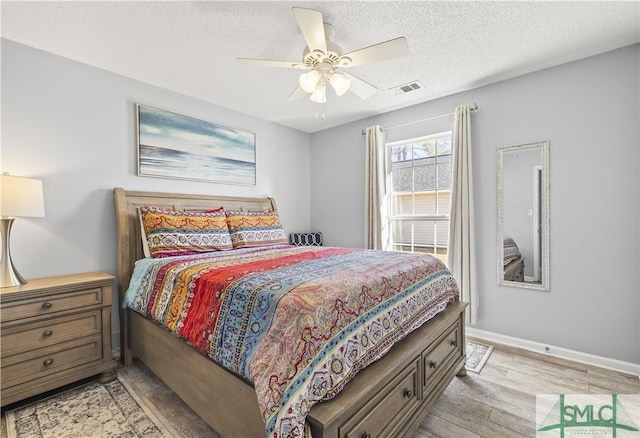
[466,327,640,378]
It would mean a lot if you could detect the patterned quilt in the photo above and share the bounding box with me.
[124,244,459,438]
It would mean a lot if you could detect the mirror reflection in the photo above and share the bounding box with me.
[497,141,549,291]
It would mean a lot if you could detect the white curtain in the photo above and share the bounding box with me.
[364,125,387,250]
[448,105,478,325]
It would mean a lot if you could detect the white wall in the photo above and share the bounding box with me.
[310,45,640,365]
[1,39,311,347]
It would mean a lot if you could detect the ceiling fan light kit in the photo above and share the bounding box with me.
[329,72,350,96]
[238,7,409,107]
[300,69,351,100]
[310,81,327,103]
[299,70,322,93]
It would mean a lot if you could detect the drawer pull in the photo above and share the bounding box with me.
[450,339,457,347]
[403,388,413,398]
[361,433,371,438]
[41,301,53,309]
[43,358,54,367]
[43,330,53,338]
[429,360,438,369]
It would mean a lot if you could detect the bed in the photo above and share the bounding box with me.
[114,188,467,438]
[503,237,525,282]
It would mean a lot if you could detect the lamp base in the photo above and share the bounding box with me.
[1,218,27,288]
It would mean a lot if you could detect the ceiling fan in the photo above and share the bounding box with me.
[237,7,409,103]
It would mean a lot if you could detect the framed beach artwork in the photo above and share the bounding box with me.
[136,103,256,185]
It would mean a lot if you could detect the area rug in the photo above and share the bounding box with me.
[465,340,494,373]
[4,374,175,438]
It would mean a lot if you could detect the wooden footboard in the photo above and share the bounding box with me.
[307,301,466,438]
[126,302,466,438]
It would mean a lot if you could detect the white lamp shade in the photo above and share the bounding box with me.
[310,83,327,103]
[299,70,322,93]
[0,174,45,218]
[329,72,351,97]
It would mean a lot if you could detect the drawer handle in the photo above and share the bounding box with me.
[41,301,53,309]
[429,360,438,369]
[403,388,413,398]
[450,339,457,347]
[43,358,54,367]
[361,433,371,438]
[43,330,53,338]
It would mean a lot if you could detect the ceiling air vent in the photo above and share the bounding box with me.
[390,81,424,95]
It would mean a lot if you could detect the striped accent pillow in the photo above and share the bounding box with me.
[225,210,288,249]
[289,232,323,246]
[140,206,233,258]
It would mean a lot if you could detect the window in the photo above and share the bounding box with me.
[387,132,452,264]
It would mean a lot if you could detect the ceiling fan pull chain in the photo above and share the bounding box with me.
[313,98,326,120]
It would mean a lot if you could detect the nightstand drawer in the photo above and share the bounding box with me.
[1,310,102,358]
[1,335,103,388]
[1,288,102,322]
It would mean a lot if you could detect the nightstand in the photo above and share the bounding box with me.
[0,272,118,406]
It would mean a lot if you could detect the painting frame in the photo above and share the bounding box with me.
[136,103,256,186]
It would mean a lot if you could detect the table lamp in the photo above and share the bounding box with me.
[0,173,45,287]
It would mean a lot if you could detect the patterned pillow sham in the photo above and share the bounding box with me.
[140,206,232,258]
[225,210,288,249]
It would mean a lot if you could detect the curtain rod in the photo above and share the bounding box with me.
[361,103,479,135]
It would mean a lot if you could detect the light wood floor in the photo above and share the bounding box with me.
[3,340,639,438]
[112,340,640,438]
[417,341,640,437]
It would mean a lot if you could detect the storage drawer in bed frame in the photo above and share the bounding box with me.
[306,301,467,438]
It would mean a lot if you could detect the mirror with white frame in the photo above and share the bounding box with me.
[497,140,549,291]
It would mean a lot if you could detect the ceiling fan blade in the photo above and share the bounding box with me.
[237,58,308,69]
[344,72,378,100]
[339,37,409,68]
[292,7,327,55]
[287,86,309,101]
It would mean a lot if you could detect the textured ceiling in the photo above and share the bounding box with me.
[2,1,639,133]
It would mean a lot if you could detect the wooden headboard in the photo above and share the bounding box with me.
[113,187,277,299]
